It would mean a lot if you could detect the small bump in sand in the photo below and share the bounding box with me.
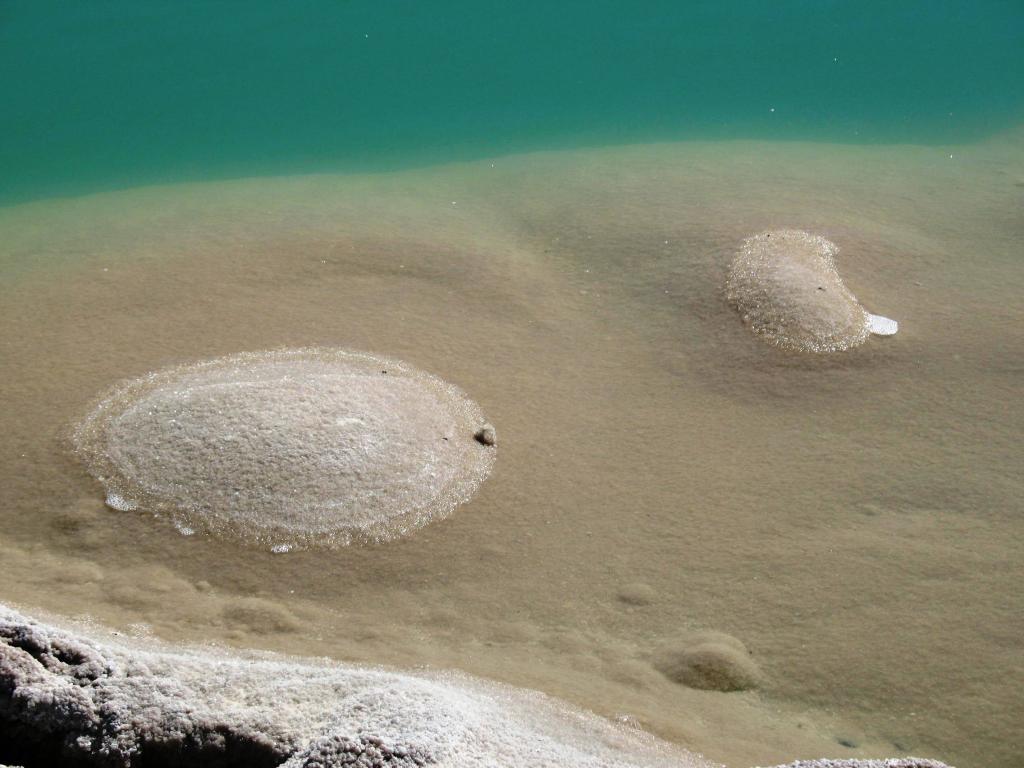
[72,349,496,549]
[655,631,763,692]
[726,230,897,353]
[617,583,657,606]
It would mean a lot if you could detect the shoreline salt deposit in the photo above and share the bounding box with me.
[70,349,495,549]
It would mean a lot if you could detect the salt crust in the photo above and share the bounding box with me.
[71,349,495,548]
[0,604,706,768]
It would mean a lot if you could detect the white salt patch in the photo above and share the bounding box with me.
[104,493,138,512]
[867,314,899,336]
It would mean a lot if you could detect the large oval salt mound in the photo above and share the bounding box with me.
[72,349,495,548]
[726,229,872,353]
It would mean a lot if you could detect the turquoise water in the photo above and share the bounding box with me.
[2,1,1022,205]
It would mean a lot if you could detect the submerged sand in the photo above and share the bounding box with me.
[1,133,1022,767]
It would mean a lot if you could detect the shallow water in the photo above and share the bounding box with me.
[2,135,1022,766]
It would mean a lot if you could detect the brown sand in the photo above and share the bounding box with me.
[1,133,1021,767]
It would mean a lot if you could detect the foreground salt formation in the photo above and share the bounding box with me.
[71,349,495,548]
[726,230,897,353]
[0,606,956,768]
[0,604,706,768]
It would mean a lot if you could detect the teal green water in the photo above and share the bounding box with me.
[2,1,1022,205]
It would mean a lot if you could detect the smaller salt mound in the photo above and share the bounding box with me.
[0,604,708,768]
[726,230,894,353]
[71,349,495,548]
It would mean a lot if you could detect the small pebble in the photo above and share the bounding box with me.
[474,424,497,446]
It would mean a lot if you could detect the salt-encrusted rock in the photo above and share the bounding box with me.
[0,604,707,768]
[279,734,430,767]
